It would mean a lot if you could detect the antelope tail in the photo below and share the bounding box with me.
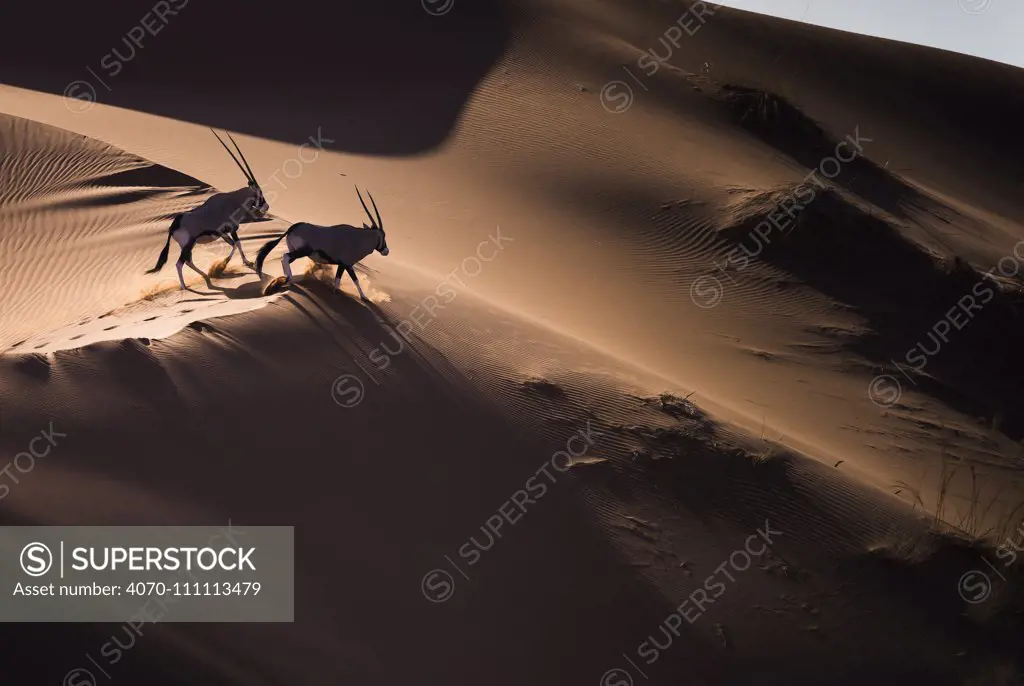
[146,214,181,274]
[255,224,297,277]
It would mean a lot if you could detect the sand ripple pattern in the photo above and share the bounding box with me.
[0,114,212,350]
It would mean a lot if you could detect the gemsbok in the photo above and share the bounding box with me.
[146,129,269,289]
[255,186,389,300]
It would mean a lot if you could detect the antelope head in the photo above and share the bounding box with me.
[356,186,389,256]
[212,128,269,219]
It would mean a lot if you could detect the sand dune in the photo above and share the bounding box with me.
[0,113,291,354]
[5,272,1021,685]
[2,0,1024,683]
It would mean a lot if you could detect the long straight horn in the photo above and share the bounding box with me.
[355,187,377,229]
[225,132,259,186]
[366,190,383,231]
[211,129,253,184]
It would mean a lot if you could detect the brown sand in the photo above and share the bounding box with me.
[1,1,1023,684]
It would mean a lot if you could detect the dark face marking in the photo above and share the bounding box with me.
[250,182,269,216]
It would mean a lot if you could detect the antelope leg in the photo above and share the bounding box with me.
[176,240,201,289]
[345,265,369,301]
[176,260,187,290]
[183,239,208,278]
[232,232,255,268]
[281,248,312,284]
[186,260,207,276]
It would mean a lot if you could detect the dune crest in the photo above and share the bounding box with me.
[0,114,289,354]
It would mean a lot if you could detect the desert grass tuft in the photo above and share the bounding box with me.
[895,441,1024,547]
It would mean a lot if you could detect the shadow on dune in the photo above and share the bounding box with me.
[707,3,1024,173]
[0,280,735,686]
[505,160,1024,444]
[0,0,514,156]
[603,1,1024,223]
[722,188,1024,440]
[576,393,1024,683]
[2,280,1021,684]
[101,164,210,191]
[698,81,928,221]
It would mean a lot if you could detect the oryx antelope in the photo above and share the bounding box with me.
[255,186,389,301]
[146,129,269,289]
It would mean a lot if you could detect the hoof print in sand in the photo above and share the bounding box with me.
[520,377,567,400]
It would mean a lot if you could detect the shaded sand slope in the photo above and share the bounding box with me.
[439,5,1024,524]
[2,269,1022,685]
[575,0,1024,231]
[3,0,1020,222]
[715,185,1024,439]
[3,0,1024,530]
[0,0,512,155]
